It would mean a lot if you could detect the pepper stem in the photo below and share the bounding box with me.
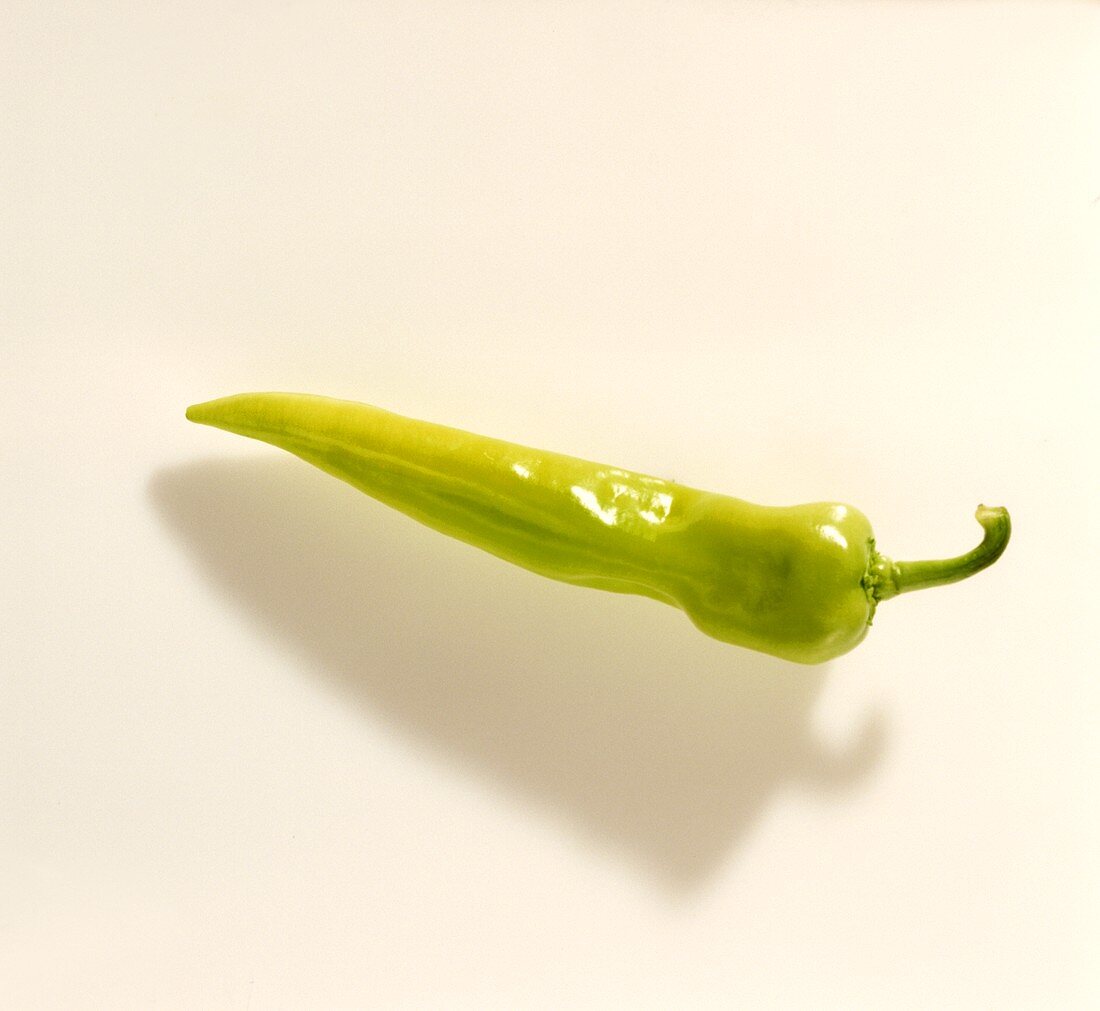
[869,505,1011,602]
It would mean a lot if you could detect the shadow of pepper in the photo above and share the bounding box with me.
[150,457,886,890]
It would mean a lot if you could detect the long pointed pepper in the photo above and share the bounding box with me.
[187,392,1009,664]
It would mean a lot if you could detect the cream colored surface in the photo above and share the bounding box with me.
[3,2,1098,1007]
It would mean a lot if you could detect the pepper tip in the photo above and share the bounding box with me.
[185,398,224,426]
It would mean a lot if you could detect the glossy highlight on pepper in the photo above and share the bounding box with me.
[186,392,1010,664]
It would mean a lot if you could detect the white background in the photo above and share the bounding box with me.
[3,2,1098,1007]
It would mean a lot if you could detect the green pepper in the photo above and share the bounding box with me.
[186,392,1010,664]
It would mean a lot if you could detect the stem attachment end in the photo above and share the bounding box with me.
[869,504,1011,603]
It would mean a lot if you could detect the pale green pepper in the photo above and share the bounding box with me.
[186,392,1010,664]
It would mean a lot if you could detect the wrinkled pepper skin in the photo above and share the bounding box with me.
[186,393,1010,664]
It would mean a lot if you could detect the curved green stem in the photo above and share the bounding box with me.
[870,505,1011,602]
